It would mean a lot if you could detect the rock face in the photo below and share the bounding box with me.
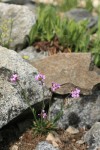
[0,46,51,129]
[1,0,36,12]
[31,53,100,95]
[49,92,100,129]
[35,141,59,150]
[1,0,30,5]
[0,3,36,50]
[19,46,48,62]
[84,122,100,150]
[31,0,58,5]
[65,8,98,28]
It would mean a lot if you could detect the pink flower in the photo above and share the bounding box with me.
[38,110,47,119]
[71,88,80,98]
[10,74,19,82]
[51,82,61,91]
[35,73,45,82]
[42,112,47,119]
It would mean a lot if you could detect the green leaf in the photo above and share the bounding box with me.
[93,53,100,67]
[29,23,39,45]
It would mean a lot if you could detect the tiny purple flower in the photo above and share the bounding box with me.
[51,82,61,91]
[42,112,47,119]
[10,74,19,82]
[71,88,80,98]
[38,110,47,119]
[35,73,45,82]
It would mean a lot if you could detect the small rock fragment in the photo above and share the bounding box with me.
[46,131,61,148]
[35,141,59,150]
[65,126,79,134]
[10,145,18,150]
[76,139,85,145]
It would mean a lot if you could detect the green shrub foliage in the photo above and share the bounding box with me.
[29,4,100,67]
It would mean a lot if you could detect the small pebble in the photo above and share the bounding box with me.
[66,126,79,134]
[76,140,85,145]
[10,145,18,150]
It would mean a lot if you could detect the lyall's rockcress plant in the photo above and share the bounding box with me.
[10,72,80,136]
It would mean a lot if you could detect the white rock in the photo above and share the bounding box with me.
[46,131,61,148]
[76,139,85,145]
[10,145,18,150]
[66,126,79,134]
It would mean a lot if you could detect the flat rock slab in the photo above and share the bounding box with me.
[31,53,100,95]
[65,8,98,28]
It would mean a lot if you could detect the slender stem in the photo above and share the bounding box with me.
[48,88,52,120]
[41,81,45,110]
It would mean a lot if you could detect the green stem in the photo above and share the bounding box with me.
[41,81,45,110]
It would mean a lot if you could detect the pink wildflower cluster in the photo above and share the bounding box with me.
[71,88,80,98]
[51,82,61,91]
[10,74,19,82]
[35,73,45,82]
[38,110,47,119]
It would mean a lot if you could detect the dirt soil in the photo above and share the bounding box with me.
[33,37,71,55]
[0,123,88,150]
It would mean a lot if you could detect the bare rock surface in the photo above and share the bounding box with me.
[1,0,31,5]
[1,0,36,12]
[31,53,100,95]
[0,3,36,50]
[65,8,98,28]
[35,141,59,150]
[84,122,100,150]
[0,46,51,129]
[49,92,100,129]
[19,46,48,62]
[31,0,58,5]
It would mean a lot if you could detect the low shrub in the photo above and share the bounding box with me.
[29,5,90,52]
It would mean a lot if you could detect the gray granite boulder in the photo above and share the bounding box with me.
[19,46,48,62]
[1,0,30,5]
[0,46,51,129]
[1,0,36,12]
[49,91,100,129]
[0,3,36,50]
[65,8,98,28]
[35,141,59,150]
[84,122,100,150]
